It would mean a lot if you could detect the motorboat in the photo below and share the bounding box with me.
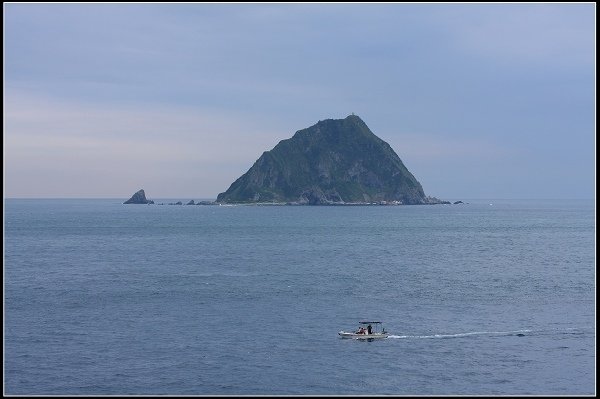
[338,321,389,339]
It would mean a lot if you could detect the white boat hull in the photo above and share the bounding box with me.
[338,331,389,339]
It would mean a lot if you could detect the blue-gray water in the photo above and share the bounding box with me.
[4,199,595,395]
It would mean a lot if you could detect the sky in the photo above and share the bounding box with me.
[4,3,596,200]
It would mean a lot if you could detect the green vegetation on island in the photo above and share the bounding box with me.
[217,115,447,205]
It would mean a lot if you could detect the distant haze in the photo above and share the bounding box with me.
[4,3,595,200]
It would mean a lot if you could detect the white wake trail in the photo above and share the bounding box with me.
[387,329,532,339]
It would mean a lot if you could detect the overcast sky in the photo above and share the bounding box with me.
[4,3,596,199]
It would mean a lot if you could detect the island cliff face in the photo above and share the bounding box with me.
[217,115,443,205]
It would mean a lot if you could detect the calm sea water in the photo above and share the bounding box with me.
[4,199,596,395]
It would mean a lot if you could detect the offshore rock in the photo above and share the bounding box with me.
[196,201,218,205]
[124,189,154,204]
[217,114,445,205]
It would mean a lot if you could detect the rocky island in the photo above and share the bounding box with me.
[217,114,448,205]
[123,189,154,204]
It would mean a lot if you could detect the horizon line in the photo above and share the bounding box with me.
[3,197,595,201]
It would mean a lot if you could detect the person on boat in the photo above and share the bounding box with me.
[367,324,372,335]
[357,327,366,334]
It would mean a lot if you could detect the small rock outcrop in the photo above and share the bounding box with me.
[196,201,218,205]
[124,189,154,204]
[186,200,195,205]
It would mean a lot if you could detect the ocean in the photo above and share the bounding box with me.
[4,199,596,395]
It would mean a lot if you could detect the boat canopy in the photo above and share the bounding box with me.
[359,321,382,324]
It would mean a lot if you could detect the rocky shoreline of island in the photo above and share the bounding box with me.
[123,189,464,206]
